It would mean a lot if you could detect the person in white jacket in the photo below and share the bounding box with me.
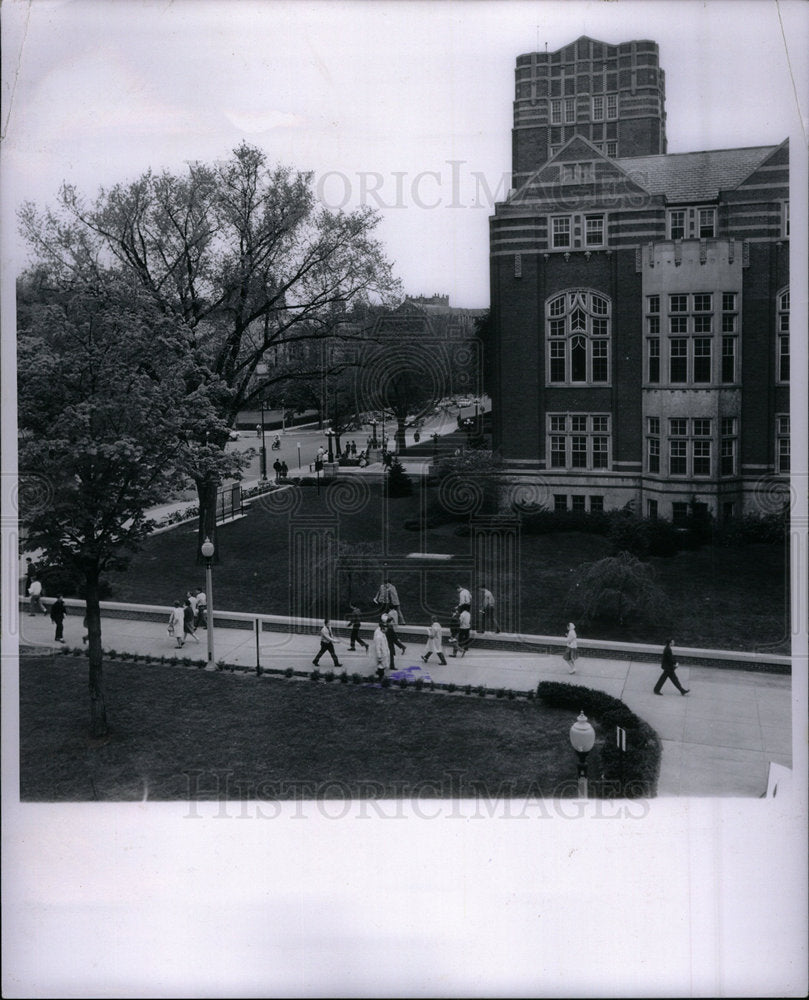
[421,617,447,665]
[564,623,578,674]
[168,602,185,648]
[373,622,391,680]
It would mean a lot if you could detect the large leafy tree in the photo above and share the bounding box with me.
[19,142,401,550]
[17,269,237,736]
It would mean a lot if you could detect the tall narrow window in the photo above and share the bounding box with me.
[585,215,604,247]
[668,210,686,239]
[571,337,587,382]
[721,337,736,383]
[698,208,716,238]
[606,94,618,118]
[670,339,687,382]
[648,339,660,382]
[592,95,604,120]
[776,415,790,473]
[777,288,789,382]
[693,338,712,382]
[552,217,571,248]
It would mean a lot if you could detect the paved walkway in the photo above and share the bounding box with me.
[19,609,792,798]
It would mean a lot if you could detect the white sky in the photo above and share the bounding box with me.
[2,0,807,308]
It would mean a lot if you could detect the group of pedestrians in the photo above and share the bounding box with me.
[272,459,289,482]
[167,589,207,648]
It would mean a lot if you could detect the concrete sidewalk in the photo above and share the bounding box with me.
[18,607,793,798]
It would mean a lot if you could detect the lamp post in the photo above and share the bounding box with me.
[326,427,334,464]
[259,399,267,481]
[569,711,596,798]
[281,398,286,435]
[297,441,302,472]
[201,536,216,670]
[432,432,440,457]
[370,419,378,448]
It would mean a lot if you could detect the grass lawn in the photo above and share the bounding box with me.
[107,479,788,653]
[20,654,601,801]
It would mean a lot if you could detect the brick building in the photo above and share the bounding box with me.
[490,35,790,522]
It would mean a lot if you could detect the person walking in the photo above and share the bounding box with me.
[653,639,690,696]
[280,460,288,479]
[351,440,357,456]
[194,588,207,629]
[273,458,282,482]
[23,556,37,596]
[456,584,472,614]
[168,601,185,648]
[421,617,447,665]
[183,598,200,643]
[28,576,48,616]
[448,607,460,655]
[50,595,67,643]
[478,586,500,633]
[456,607,472,657]
[312,618,342,668]
[373,621,390,680]
[386,608,407,652]
[563,622,578,674]
[346,605,369,652]
[374,578,404,623]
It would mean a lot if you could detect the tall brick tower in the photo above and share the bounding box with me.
[512,35,667,187]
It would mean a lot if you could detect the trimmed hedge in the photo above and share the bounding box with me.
[536,681,661,799]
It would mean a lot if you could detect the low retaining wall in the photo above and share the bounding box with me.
[18,598,791,674]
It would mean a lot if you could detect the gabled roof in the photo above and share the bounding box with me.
[613,145,777,203]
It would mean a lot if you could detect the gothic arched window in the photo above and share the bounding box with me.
[546,290,611,385]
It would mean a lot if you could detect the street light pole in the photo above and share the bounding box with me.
[201,536,216,670]
[326,427,334,464]
[569,711,596,798]
[260,400,267,481]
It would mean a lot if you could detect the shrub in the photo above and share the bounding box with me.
[324,670,335,683]
[477,685,487,697]
[463,684,473,696]
[169,656,178,666]
[108,649,118,660]
[216,659,228,671]
[447,682,457,693]
[380,675,391,688]
[181,656,192,667]
[72,648,83,657]
[351,673,362,685]
[536,681,661,798]
[507,689,516,700]
[310,668,321,682]
[567,551,669,628]
[284,667,294,678]
[339,671,349,684]
[414,677,424,691]
[397,677,408,689]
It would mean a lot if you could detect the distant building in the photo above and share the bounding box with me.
[490,35,789,522]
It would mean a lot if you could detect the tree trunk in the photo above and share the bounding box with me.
[84,565,108,737]
[196,475,220,565]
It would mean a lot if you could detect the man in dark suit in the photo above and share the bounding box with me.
[653,639,689,695]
